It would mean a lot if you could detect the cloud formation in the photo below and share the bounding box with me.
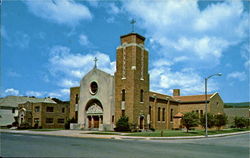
[24,0,92,26]
[4,88,20,96]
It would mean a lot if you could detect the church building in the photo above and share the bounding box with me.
[69,32,224,131]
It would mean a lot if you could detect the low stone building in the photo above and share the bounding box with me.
[18,100,69,128]
[0,96,56,127]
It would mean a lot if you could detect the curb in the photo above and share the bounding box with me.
[1,129,249,140]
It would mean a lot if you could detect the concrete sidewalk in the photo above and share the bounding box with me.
[0,129,249,140]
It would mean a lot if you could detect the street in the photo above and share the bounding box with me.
[1,132,249,158]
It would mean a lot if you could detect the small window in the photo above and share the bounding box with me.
[46,107,54,112]
[122,89,125,101]
[75,94,79,104]
[158,107,161,121]
[200,110,203,117]
[62,107,65,113]
[162,108,165,121]
[75,111,78,122]
[170,109,173,122]
[46,118,53,124]
[196,110,199,114]
[35,106,40,112]
[122,110,125,116]
[57,118,65,124]
[34,118,39,124]
[112,115,115,123]
[12,108,15,113]
[140,89,144,102]
[149,106,152,121]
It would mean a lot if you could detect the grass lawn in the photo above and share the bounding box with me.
[85,132,121,135]
[125,128,249,137]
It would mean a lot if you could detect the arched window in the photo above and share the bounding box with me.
[140,89,144,102]
[158,107,161,121]
[75,94,79,104]
[162,108,165,121]
[122,89,125,101]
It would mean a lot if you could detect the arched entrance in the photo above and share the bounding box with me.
[85,99,103,129]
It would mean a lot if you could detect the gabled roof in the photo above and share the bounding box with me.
[173,94,214,103]
[149,91,176,102]
[0,96,56,108]
[82,68,113,81]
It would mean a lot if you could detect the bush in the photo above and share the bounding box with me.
[64,118,77,129]
[234,117,249,129]
[214,114,227,130]
[182,112,199,133]
[18,122,31,129]
[114,116,130,132]
[6,125,12,128]
[200,113,215,129]
[12,121,18,127]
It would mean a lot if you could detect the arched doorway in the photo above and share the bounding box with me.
[139,115,144,129]
[85,99,103,129]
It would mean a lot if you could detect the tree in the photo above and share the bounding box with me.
[234,117,248,129]
[200,113,215,129]
[182,112,199,133]
[115,116,130,132]
[214,114,227,130]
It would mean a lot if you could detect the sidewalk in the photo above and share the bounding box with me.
[1,129,249,140]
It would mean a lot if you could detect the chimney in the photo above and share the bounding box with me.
[173,89,180,96]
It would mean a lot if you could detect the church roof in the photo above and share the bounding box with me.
[0,96,56,108]
[83,68,113,80]
[173,94,214,103]
[149,91,176,101]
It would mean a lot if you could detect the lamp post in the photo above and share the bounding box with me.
[205,73,222,137]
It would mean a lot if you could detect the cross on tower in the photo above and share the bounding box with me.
[94,57,98,69]
[130,19,136,33]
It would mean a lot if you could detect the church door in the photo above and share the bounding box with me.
[93,116,99,128]
[139,116,144,129]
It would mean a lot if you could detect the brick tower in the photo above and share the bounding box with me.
[114,33,149,129]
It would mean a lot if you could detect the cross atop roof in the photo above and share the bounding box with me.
[94,57,98,69]
[130,19,136,32]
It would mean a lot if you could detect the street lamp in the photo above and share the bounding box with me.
[205,73,222,137]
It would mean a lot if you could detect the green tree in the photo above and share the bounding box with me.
[214,114,227,130]
[234,117,248,129]
[200,113,215,129]
[182,112,199,133]
[115,116,130,132]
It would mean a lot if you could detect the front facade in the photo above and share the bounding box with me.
[70,32,224,131]
[18,101,69,128]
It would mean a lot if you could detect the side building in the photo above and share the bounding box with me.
[18,100,69,128]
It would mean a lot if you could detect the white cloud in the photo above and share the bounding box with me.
[79,34,89,46]
[59,79,78,88]
[26,91,45,97]
[227,71,247,81]
[123,0,248,67]
[241,43,250,69]
[4,88,20,96]
[24,0,92,26]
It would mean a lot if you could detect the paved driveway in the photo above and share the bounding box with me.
[1,132,249,158]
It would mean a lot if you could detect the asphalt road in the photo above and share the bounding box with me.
[1,132,249,158]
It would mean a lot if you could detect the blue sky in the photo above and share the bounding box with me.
[1,0,249,102]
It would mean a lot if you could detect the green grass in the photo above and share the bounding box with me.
[125,128,249,137]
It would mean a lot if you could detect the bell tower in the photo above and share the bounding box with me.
[114,33,149,129]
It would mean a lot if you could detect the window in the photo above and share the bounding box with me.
[62,107,65,113]
[57,118,65,124]
[46,118,53,124]
[75,111,78,122]
[12,108,15,113]
[140,89,144,102]
[46,107,54,112]
[200,110,203,117]
[122,110,125,116]
[90,81,98,94]
[75,94,79,104]
[162,108,165,121]
[158,107,161,121]
[122,89,125,101]
[112,115,115,123]
[149,106,152,121]
[35,106,40,112]
[170,109,173,122]
[34,118,39,124]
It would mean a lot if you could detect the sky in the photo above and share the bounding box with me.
[1,0,249,103]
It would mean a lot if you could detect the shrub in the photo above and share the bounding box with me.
[64,118,77,129]
[12,121,18,127]
[114,116,130,132]
[182,112,199,133]
[214,114,227,130]
[234,117,248,129]
[18,122,31,129]
[200,113,215,129]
